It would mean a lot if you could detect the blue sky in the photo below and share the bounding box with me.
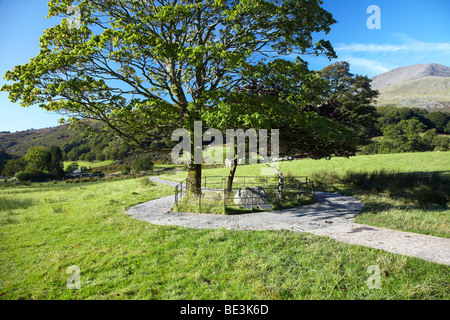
[0,0,449,132]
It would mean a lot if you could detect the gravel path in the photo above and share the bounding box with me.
[127,176,450,266]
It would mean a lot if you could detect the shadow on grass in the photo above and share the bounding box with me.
[311,170,449,210]
[357,197,449,215]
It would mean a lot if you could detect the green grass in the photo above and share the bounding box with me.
[1,178,449,299]
[355,194,449,238]
[158,151,450,183]
[1,152,449,300]
[310,169,449,238]
[63,160,116,170]
[160,152,450,237]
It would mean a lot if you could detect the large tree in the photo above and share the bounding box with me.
[2,0,337,191]
[203,58,358,191]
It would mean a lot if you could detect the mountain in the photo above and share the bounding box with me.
[371,63,450,111]
[371,63,450,90]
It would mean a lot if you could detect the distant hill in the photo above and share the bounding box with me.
[0,124,80,156]
[0,121,171,163]
[371,63,450,111]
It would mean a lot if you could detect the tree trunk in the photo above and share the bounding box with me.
[226,146,238,192]
[226,157,238,192]
[187,163,202,195]
[186,127,202,195]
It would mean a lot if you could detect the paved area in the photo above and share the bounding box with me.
[310,223,450,266]
[126,177,450,266]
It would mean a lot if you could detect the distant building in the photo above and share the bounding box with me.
[72,169,82,177]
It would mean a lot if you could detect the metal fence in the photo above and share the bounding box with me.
[174,175,315,214]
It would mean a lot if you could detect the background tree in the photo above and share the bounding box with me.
[48,146,65,178]
[374,106,432,136]
[64,162,79,174]
[310,61,380,146]
[2,0,337,192]
[23,146,51,172]
[424,111,449,133]
[2,158,26,178]
[0,149,14,176]
[133,156,154,173]
[379,119,427,153]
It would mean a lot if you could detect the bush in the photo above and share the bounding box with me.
[133,156,154,172]
[432,135,449,151]
[15,170,50,182]
[91,170,105,178]
[121,165,131,175]
[15,171,32,182]
[359,141,380,155]
[140,177,156,187]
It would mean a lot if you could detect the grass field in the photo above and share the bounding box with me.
[159,151,450,182]
[63,160,116,170]
[160,152,450,237]
[1,152,449,300]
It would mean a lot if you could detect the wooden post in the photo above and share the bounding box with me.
[175,185,178,208]
[222,177,226,212]
[199,187,201,213]
[277,172,284,200]
[198,177,201,212]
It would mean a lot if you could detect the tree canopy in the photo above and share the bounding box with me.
[2,0,339,190]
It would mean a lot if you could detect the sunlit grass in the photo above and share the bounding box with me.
[159,151,450,182]
[0,177,448,300]
[63,160,116,170]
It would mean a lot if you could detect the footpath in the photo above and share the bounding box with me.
[126,176,450,266]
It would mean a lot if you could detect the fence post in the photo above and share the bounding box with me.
[277,172,284,200]
[198,178,201,213]
[186,180,189,204]
[222,177,226,212]
[175,185,178,208]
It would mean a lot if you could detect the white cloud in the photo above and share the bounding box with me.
[341,56,396,75]
[336,43,406,53]
[335,39,450,54]
[331,35,450,77]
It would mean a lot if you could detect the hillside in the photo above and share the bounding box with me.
[0,121,172,163]
[375,76,450,111]
[371,63,450,111]
[0,123,80,156]
[371,63,450,90]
